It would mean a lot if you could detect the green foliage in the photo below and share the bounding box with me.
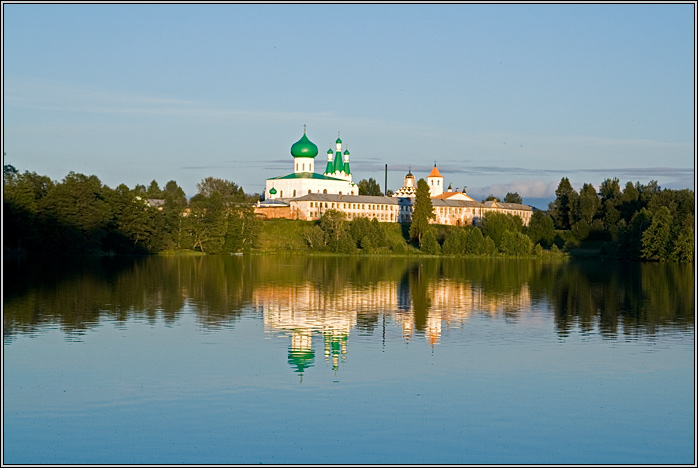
[526,210,556,248]
[570,219,591,242]
[319,209,355,253]
[480,212,523,248]
[464,227,487,255]
[576,183,601,224]
[442,228,468,255]
[499,230,533,256]
[641,206,672,261]
[409,179,435,245]
[503,192,523,204]
[670,216,694,263]
[549,177,579,230]
[420,229,441,254]
[357,178,383,196]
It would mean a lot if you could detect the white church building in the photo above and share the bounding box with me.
[264,128,358,200]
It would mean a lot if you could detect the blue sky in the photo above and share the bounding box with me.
[3,3,695,208]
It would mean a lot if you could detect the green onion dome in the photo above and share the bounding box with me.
[343,149,350,155]
[327,147,333,154]
[336,137,342,144]
[291,133,318,158]
[269,187,277,195]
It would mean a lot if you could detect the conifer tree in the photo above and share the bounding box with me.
[409,178,435,246]
[641,206,672,261]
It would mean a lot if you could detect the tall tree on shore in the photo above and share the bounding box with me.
[576,183,601,224]
[409,178,435,246]
[641,206,672,261]
[549,177,578,230]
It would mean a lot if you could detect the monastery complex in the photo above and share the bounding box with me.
[255,129,533,226]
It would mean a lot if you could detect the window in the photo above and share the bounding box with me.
[323,189,328,194]
[293,190,296,197]
[302,163,305,171]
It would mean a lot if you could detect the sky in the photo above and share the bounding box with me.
[3,2,695,209]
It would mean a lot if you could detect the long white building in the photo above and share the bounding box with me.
[256,129,533,226]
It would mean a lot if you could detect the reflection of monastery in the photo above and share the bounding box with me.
[255,128,533,226]
[255,279,531,377]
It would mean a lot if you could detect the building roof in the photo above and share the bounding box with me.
[431,191,476,202]
[292,193,399,205]
[268,172,348,181]
[258,199,289,207]
[428,165,443,178]
[431,198,484,208]
[290,132,318,158]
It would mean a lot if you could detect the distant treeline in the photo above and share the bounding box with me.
[3,165,694,262]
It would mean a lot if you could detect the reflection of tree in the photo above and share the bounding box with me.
[545,261,694,337]
[3,256,693,346]
[409,262,432,333]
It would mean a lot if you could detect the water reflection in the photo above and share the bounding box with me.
[4,256,694,354]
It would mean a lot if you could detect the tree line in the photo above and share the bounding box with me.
[546,176,694,262]
[3,163,693,262]
[4,164,260,255]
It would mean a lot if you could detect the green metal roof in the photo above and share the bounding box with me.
[290,133,318,158]
[269,172,347,181]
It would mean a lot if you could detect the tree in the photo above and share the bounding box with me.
[420,229,441,254]
[197,177,246,202]
[358,178,382,196]
[409,179,435,246]
[549,177,578,230]
[670,215,694,263]
[464,226,486,255]
[641,206,672,261]
[499,230,533,256]
[484,194,498,202]
[320,209,354,252]
[503,192,523,204]
[618,181,640,223]
[576,183,600,224]
[480,211,523,249]
[146,180,162,198]
[39,172,112,253]
[186,191,227,254]
[526,210,555,248]
[442,228,468,255]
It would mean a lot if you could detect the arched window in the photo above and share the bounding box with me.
[293,190,296,197]
[280,190,283,197]
[308,190,311,194]
[296,163,298,171]
[323,189,328,194]
[302,163,305,171]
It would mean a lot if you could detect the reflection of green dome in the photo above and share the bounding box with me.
[288,349,315,374]
[269,187,277,195]
[291,133,318,158]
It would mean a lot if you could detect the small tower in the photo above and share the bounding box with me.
[343,146,351,181]
[427,163,444,197]
[290,125,318,174]
[333,132,345,175]
[325,146,334,174]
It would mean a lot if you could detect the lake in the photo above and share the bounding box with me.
[3,255,695,464]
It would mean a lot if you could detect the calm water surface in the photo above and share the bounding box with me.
[3,255,695,464]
